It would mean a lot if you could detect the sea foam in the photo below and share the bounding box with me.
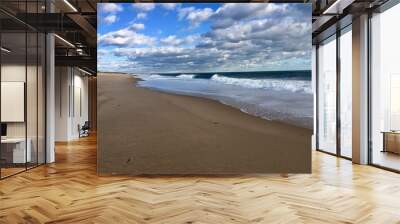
[177,74,196,79]
[210,74,312,94]
[139,74,168,80]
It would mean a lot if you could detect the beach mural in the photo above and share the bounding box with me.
[97,3,313,174]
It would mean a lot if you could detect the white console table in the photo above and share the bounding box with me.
[382,131,400,154]
[1,138,31,163]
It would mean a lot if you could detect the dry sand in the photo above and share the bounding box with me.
[97,72,311,175]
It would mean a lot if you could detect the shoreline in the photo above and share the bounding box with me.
[134,74,313,130]
[138,84,313,130]
[98,72,312,175]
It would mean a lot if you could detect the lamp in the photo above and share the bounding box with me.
[63,0,78,12]
[1,47,11,53]
[54,34,75,48]
[78,67,93,76]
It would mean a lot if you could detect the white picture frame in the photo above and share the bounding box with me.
[1,81,25,122]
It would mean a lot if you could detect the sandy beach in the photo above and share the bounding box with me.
[97,73,311,174]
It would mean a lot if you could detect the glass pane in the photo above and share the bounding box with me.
[26,0,39,169]
[371,4,400,171]
[340,28,352,158]
[27,31,38,169]
[318,36,337,154]
[1,30,27,177]
[38,32,45,165]
[0,1,46,178]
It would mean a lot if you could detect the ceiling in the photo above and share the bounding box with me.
[311,0,391,43]
[0,0,97,74]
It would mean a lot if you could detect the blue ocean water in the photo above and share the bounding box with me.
[135,71,313,129]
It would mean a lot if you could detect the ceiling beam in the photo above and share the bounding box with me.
[67,13,96,41]
[55,55,96,71]
[322,0,356,14]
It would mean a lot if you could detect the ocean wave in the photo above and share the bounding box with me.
[177,74,195,79]
[140,74,197,80]
[138,74,169,80]
[211,74,312,94]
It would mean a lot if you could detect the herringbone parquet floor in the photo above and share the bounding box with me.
[1,134,400,224]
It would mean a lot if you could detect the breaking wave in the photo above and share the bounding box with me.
[177,74,195,79]
[210,74,312,94]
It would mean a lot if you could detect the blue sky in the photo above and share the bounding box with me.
[98,3,311,73]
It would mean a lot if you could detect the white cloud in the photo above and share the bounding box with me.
[215,3,288,18]
[130,23,145,30]
[184,35,199,45]
[161,3,180,10]
[160,36,183,46]
[178,7,214,27]
[98,24,153,47]
[160,35,199,46]
[97,49,108,57]
[132,3,155,12]
[136,12,147,19]
[212,3,289,29]
[178,7,193,20]
[103,15,117,25]
[110,46,225,72]
[98,60,138,73]
[99,3,123,13]
[114,47,186,58]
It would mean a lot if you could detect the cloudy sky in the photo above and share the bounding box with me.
[98,3,311,73]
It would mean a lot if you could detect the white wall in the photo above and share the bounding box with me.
[55,67,89,141]
[72,72,89,138]
[55,66,70,141]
